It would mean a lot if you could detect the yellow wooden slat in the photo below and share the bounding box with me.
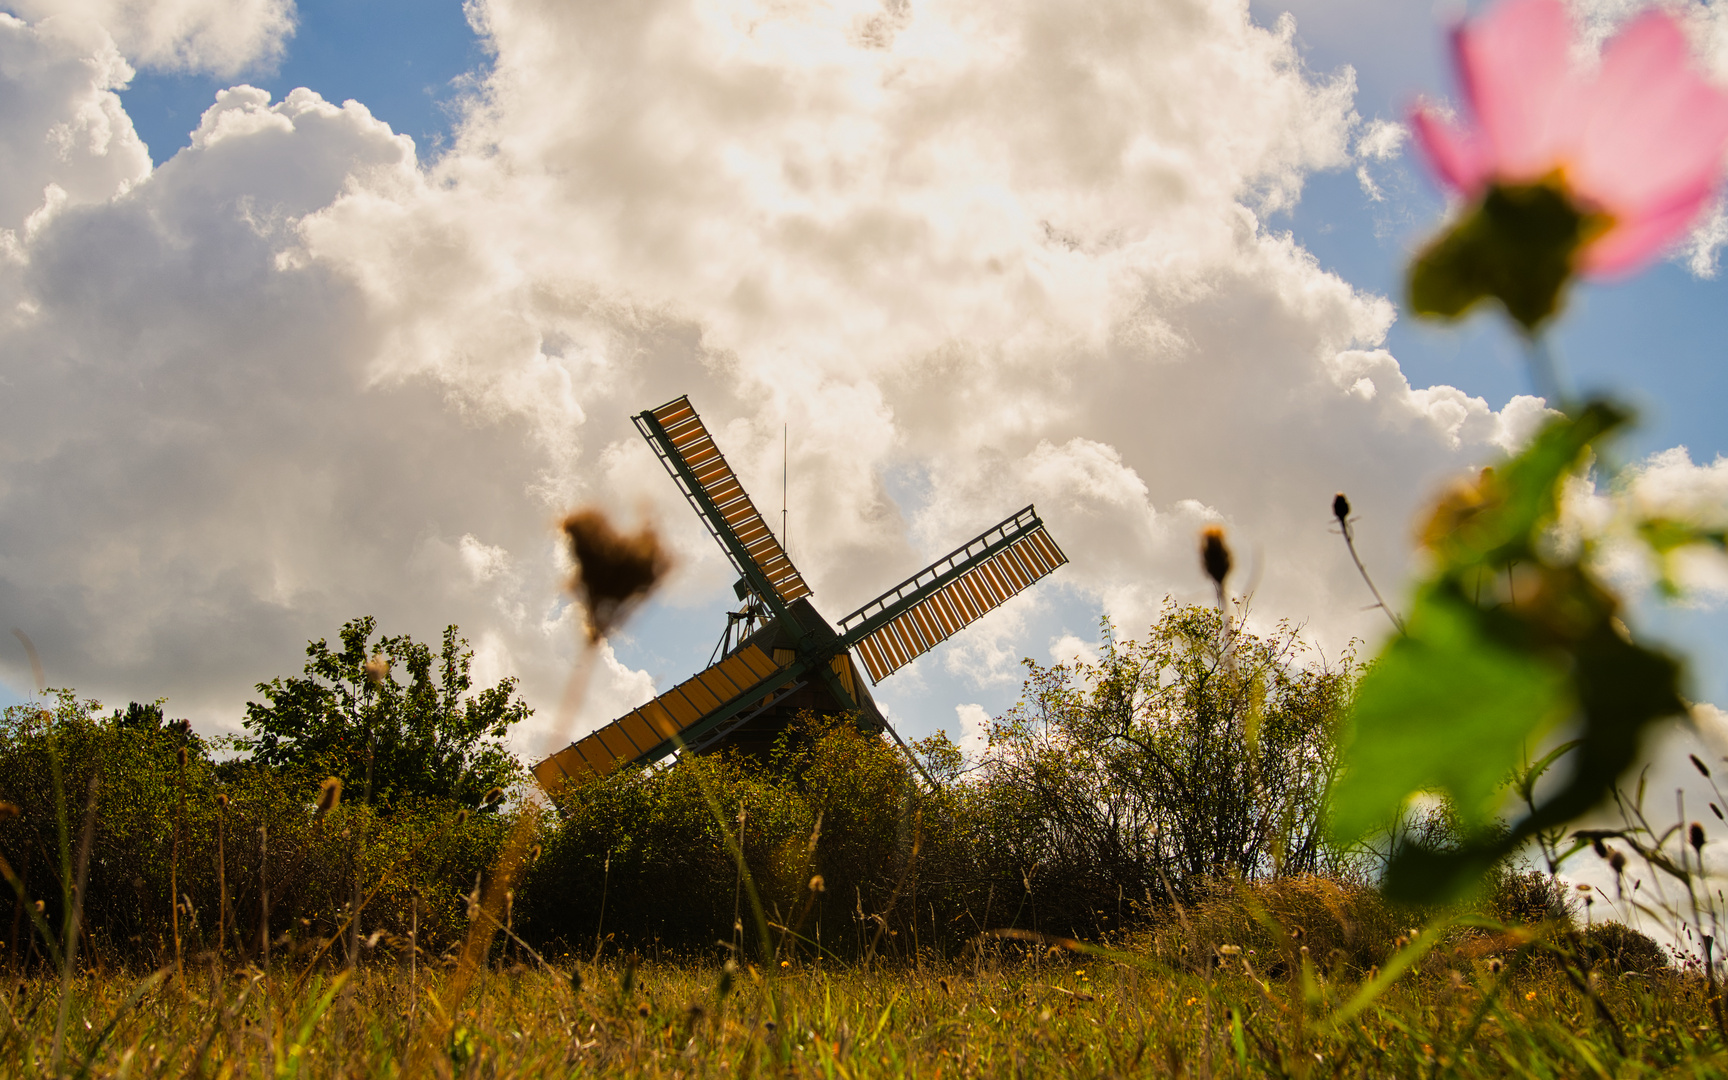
[640,700,681,739]
[595,725,637,761]
[696,665,744,702]
[737,645,781,679]
[659,689,703,727]
[679,676,722,713]
[575,738,616,775]
[620,713,658,752]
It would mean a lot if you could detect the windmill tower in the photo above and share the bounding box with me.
[532,395,1069,793]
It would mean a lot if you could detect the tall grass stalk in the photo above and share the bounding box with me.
[49,772,97,1075]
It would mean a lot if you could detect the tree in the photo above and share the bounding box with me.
[242,617,529,810]
[978,601,1353,901]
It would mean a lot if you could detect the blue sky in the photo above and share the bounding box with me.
[4,0,1726,750]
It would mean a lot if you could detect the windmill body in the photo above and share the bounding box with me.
[532,396,1068,794]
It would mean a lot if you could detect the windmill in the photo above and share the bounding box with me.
[532,395,1068,794]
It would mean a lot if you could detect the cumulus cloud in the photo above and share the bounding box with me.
[3,0,294,76]
[0,0,1630,758]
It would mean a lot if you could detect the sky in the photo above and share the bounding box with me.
[3,0,1728,884]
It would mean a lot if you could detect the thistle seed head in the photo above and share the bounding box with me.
[1693,822,1707,852]
[1332,492,1350,522]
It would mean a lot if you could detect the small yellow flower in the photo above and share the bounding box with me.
[1525,991,1538,1002]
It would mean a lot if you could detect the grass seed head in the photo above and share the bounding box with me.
[363,654,391,688]
[315,777,342,821]
[1199,526,1232,586]
[561,508,672,642]
[1693,822,1707,852]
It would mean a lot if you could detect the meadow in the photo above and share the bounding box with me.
[2,601,1722,1077]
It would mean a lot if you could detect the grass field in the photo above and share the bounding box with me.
[3,942,1721,1078]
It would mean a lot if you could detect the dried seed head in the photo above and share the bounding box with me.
[315,777,342,820]
[34,900,44,913]
[176,746,187,768]
[1693,822,1707,852]
[1610,851,1627,874]
[561,508,672,642]
[1199,526,1232,586]
[1488,957,1504,975]
[216,792,228,810]
[530,844,543,863]
[1695,754,1713,778]
[456,809,470,827]
[1575,882,1592,893]
[809,874,825,893]
[1591,837,1608,859]
[481,786,505,808]
[938,978,950,995]
[1290,926,1304,941]
[363,654,391,688]
[1715,803,1725,822]
[638,1004,650,1018]
[1332,493,1351,522]
[0,801,19,823]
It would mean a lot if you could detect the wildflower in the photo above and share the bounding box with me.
[808,875,825,893]
[1409,0,1728,330]
[1525,990,1538,1002]
[1217,944,1241,957]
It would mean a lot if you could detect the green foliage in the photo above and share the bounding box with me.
[0,692,506,967]
[982,603,1353,901]
[1408,180,1606,333]
[1334,403,1690,901]
[242,617,530,811]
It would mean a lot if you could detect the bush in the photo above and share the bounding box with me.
[0,691,507,968]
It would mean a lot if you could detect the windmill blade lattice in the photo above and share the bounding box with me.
[839,506,1067,683]
[635,397,811,606]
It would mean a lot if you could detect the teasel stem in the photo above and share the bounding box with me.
[1332,493,1404,635]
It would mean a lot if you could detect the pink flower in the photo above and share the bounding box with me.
[1413,0,1728,276]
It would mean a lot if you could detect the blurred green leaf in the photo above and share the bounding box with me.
[1336,400,1690,902]
[1408,181,1605,334]
[1331,583,1571,844]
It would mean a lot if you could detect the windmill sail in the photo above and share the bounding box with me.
[635,397,811,606]
[839,506,1067,683]
[533,644,789,791]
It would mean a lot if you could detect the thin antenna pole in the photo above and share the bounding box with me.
[782,423,788,553]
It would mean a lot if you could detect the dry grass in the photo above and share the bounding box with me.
[1,941,1721,1078]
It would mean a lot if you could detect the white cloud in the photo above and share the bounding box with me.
[952,701,990,764]
[0,0,1625,761]
[4,0,295,76]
